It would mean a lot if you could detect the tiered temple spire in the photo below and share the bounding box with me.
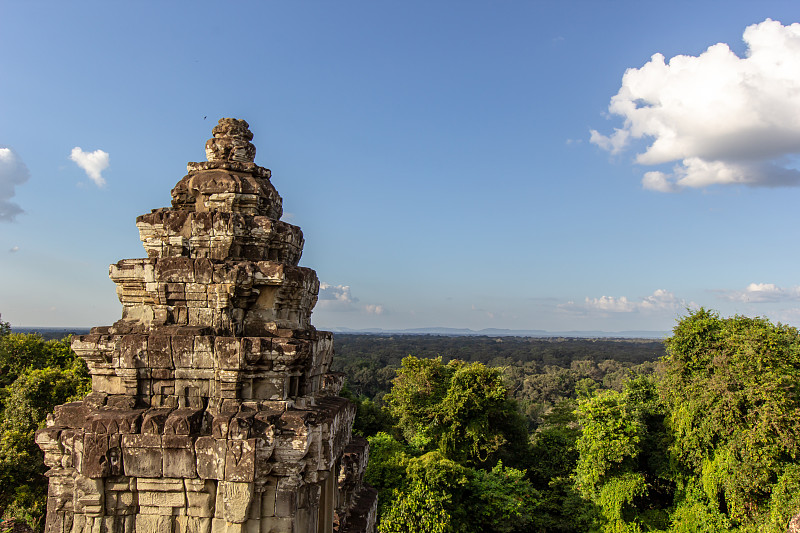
[37,118,377,533]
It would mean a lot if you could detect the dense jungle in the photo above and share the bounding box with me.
[2,310,800,532]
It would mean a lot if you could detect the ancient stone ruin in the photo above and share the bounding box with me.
[36,118,377,533]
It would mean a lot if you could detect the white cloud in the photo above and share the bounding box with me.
[0,147,31,222]
[720,282,800,303]
[365,304,384,315]
[561,289,685,314]
[318,282,386,316]
[70,147,109,187]
[319,282,358,304]
[591,19,800,192]
[471,304,496,320]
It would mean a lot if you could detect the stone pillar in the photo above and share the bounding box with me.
[37,118,377,533]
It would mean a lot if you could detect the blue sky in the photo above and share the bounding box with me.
[3,1,800,333]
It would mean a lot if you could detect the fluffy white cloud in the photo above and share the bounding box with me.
[319,282,358,304]
[70,147,109,187]
[0,147,30,222]
[318,282,386,315]
[365,304,384,315]
[591,19,800,192]
[720,282,800,303]
[561,289,684,314]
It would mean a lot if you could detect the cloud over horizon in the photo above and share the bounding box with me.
[318,282,385,315]
[318,283,358,304]
[0,147,31,222]
[70,147,109,187]
[365,304,384,315]
[720,282,800,303]
[591,19,800,192]
[561,289,686,314]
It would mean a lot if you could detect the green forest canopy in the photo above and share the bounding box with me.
[3,311,800,532]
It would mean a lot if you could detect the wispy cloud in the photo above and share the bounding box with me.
[591,19,800,192]
[719,282,800,303]
[318,282,385,315]
[0,147,31,222]
[471,304,495,320]
[365,304,384,315]
[560,289,686,314]
[70,147,109,187]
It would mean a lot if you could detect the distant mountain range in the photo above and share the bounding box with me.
[13,326,669,340]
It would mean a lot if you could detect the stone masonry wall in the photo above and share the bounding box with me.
[36,119,377,533]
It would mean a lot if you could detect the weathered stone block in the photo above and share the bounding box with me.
[43,501,64,533]
[172,335,194,367]
[53,402,89,428]
[259,482,277,518]
[134,515,172,533]
[186,489,216,518]
[274,489,296,518]
[222,481,254,523]
[175,517,212,533]
[151,368,173,380]
[215,338,241,370]
[138,489,186,507]
[141,408,172,434]
[224,439,256,482]
[148,334,173,368]
[196,437,226,480]
[165,408,205,435]
[118,335,148,368]
[163,435,198,478]
[257,516,292,533]
[82,434,110,478]
[121,434,162,478]
[91,374,126,395]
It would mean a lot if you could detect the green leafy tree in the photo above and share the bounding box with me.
[0,324,90,530]
[365,432,415,518]
[436,362,529,467]
[468,461,542,533]
[372,357,541,531]
[575,375,671,532]
[0,367,90,527]
[0,332,81,390]
[378,483,451,533]
[339,385,395,437]
[385,356,528,467]
[402,451,541,533]
[530,399,600,532]
[573,310,800,532]
[661,309,800,530]
[385,356,456,450]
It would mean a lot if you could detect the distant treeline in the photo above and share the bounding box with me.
[333,334,665,365]
[332,334,666,429]
[11,328,90,341]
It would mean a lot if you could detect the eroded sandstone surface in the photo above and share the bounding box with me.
[36,118,377,533]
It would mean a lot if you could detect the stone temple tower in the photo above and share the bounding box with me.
[36,119,377,533]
